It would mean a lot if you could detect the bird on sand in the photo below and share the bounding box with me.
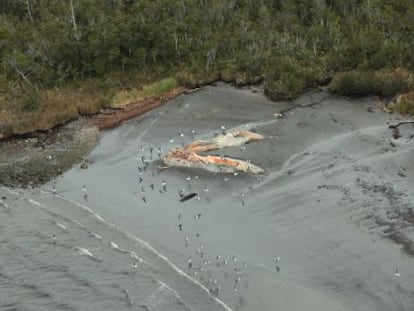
[395,268,400,277]
[162,184,167,192]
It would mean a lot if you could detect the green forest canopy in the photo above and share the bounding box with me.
[1,0,414,103]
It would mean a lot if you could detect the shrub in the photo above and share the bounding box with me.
[390,92,414,116]
[329,68,414,96]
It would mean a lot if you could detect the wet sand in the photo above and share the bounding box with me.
[22,84,414,310]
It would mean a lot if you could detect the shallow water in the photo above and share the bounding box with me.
[0,187,230,311]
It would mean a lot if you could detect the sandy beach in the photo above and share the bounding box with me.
[2,83,414,310]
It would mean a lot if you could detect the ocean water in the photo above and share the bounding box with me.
[0,187,230,311]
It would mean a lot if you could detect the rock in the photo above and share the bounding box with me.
[80,162,88,169]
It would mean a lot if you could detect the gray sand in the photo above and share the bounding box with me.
[13,84,414,310]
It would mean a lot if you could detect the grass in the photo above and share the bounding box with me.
[110,77,178,108]
[0,73,181,138]
[389,91,414,115]
[2,65,414,139]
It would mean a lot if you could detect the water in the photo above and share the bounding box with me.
[0,187,230,311]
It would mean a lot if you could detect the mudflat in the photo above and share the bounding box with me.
[2,83,414,310]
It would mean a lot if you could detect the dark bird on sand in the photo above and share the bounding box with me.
[180,193,198,202]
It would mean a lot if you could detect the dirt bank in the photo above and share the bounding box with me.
[0,118,99,188]
[0,87,188,188]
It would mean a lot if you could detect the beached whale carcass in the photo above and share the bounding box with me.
[163,130,264,174]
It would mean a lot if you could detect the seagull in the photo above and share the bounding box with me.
[150,184,154,190]
[395,268,400,277]
[273,256,280,262]
[161,180,167,192]
[187,257,193,269]
[142,197,147,204]
[204,185,209,192]
[82,185,88,200]
[52,183,57,195]
[275,266,281,273]
[52,234,57,243]
[179,188,185,197]
[139,177,143,183]
[186,175,191,181]
[133,261,138,268]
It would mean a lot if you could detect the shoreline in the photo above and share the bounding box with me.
[1,84,414,310]
[0,85,189,188]
[0,79,411,190]
[0,80,263,188]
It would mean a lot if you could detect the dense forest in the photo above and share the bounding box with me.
[1,0,414,136]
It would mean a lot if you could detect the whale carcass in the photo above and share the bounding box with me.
[163,130,264,174]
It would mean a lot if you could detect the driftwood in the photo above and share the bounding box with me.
[163,130,264,174]
[388,121,414,129]
[389,121,414,139]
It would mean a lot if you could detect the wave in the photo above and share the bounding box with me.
[25,194,233,311]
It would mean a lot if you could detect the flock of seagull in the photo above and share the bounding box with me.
[48,125,402,309]
[126,127,285,302]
